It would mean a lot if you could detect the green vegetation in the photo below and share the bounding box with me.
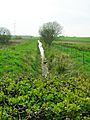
[0,73,90,119]
[59,36,90,42]
[53,37,90,75]
[0,37,90,119]
[52,44,90,74]
[11,35,34,40]
[54,40,90,51]
[0,27,11,43]
[0,38,41,78]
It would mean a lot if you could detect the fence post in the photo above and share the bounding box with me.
[75,48,77,58]
[82,50,84,64]
[70,48,72,56]
[67,47,68,53]
[62,46,63,51]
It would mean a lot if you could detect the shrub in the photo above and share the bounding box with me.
[39,21,63,46]
[0,27,11,43]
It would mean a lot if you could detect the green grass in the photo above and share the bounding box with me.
[0,38,41,78]
[55,36,90,51]
[0,37,90,119]
[53,44,90,75]
[59,36,90,42]
[53,37,90,75]
[54,41,90,51]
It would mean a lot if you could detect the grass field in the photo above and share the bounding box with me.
[54,41,90,51]
[53,37,90,75]
[59,36,90,42]
[56,36,90,50]
[0,38,41,78]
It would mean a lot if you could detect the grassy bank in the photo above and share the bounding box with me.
[0,38,90,119]
[0,38,41,78]
[53,37,90,75]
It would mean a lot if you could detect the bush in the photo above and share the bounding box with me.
[0,75,90,119]
[39,21,63,46]
[0,27,11,43]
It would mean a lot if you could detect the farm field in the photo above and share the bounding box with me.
[0,37,90,119]
[53,37,90,75]
[54,41,90,51]
[59,36,90,42]
[56,37,90,50]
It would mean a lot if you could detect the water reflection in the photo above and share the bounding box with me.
[38,40,48,77]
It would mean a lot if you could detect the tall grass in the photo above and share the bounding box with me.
[0,39,41,78]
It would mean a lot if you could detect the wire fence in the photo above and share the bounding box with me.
[58,45,90,65]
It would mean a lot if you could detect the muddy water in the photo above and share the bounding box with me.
[38,40,48,77]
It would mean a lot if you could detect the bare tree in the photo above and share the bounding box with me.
[39,21,63,46]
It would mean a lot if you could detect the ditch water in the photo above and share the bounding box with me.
[38,40,48,77]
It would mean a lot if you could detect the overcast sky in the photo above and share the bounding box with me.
[0,0,90,36]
